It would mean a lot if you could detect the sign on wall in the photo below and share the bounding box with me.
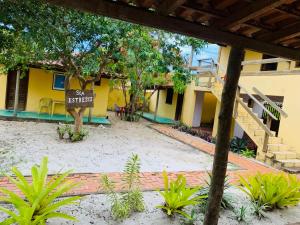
[65,89,94,109]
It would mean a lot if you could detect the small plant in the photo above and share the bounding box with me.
[251,201,269,220]
[234,206,247,222]
[240,148,255,158]
[198,173,234,211]
[230,137,247,153]
[239,172,300,209]
[69,128,89,142]
[57,124,66,139]
[102,154,145,220]
[180,208,199,225]
[0,157,80,224]
[157,171,204,218]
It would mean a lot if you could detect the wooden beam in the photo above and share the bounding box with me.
[257,21,300,43]
[214,0,286,29]
[45,0,300,60]
[157,0,186,15]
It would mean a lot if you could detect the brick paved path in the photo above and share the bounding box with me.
[0,124,278,197]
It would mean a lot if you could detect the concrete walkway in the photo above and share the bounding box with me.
[0,124,279,197]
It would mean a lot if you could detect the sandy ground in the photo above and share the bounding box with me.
[1,188,299,225]
[0,113,237,175]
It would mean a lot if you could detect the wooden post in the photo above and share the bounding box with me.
[204,46,244,225]
[13,70,21,117]
[189,46,194,67]
[262,115,272,152]
[88,82,95,123]
[208,59,214,88]
[154,89,160,122]
[233,86,241,119]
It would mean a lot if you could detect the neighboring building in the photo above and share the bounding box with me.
[0,67,110,118]
[149,46,300,171]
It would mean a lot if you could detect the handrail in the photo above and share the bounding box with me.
[196,59,278,121]
[252,87,288,118]
[236,98,274,137]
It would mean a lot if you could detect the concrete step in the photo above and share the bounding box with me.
[276,159,300,168]
[268,136,283,144]
[266,151,297,160]
[254,129,265,136]
[267,143,290,152]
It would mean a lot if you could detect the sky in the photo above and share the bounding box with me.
[181,44,220,66]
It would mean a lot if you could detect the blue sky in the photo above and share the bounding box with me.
[181,44,220,66]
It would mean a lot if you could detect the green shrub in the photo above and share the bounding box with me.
[198,173,234,212]
[251,201,269,220]
[234,206,247,222]
[239,172,300,209]
[0,157,80,224]
[179,208,200,225]
[157,171,204,219]
[240,148,256,158]
[69,128,89,142]
[101,154,144,220]
[230,137,247,153]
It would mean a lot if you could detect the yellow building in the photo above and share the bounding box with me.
[0,67,110,119]
[149,47,300,170]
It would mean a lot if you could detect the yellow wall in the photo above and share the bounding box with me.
[0,74,7,109]
[181,82,196,126]
[201,92,217,123]
[149,89,178,119]
[217,46,300,153]
[107,89,129,110]
[26,68,109,116]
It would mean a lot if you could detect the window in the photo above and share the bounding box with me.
[52,73,65,90]
[295,61,300,68]
[260,54,277,71]
[95,78,101,86]
[166,88,173,104]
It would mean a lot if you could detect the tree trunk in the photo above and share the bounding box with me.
[203,46,244,225]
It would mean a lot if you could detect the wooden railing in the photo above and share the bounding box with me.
[191,58,289,152]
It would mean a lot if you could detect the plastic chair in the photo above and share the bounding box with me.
[39,98,53,115]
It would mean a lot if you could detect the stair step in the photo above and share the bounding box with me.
[254,129,264,136]
[276,159,300,168]
[268,137,283,144]
[267,151,297,160]
[282,167,300,174]
[267,143,290,152]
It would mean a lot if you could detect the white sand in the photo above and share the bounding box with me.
[0,113,239,175]
[1,188,299,225]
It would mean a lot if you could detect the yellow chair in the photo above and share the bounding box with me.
[39,98,53,115]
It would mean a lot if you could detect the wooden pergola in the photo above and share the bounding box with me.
[47,0,300,60]
[44,1,300,225]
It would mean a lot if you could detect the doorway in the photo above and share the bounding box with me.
[175,93,184,121]
[5,70,29,110]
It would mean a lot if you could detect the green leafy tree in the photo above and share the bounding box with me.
[111,27,206,121]
[0,0,131,133]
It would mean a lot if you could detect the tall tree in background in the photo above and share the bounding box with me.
[0,0,131,132]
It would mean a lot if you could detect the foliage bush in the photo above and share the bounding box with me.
[234,206,247,222]
[230,137,248,153]
[56,124,88,142]
[197,173,234,212]
[101,154,145,220]
[172,123,213,143]
[239,172,300,209]
[240,148,256,158]
[0,157,80,224]
[157,171,205,219]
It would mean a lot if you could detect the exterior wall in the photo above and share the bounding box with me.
[181,82,197,126]
[26,68,109,116]
[201,92,217,124]
[149,89,178,119]
[217,46,300,153]
[192,91,204,127]
[107,89,129,111]
[0,74,7,109]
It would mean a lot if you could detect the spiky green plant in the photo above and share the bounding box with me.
[157,171,205,219]
[0,157,80,225]
[198,173,234,211]
[234,206,247,222]
[251,201,269,220]
[101,154,144,220]
[240,148,255,158]
[239,172,300,209]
